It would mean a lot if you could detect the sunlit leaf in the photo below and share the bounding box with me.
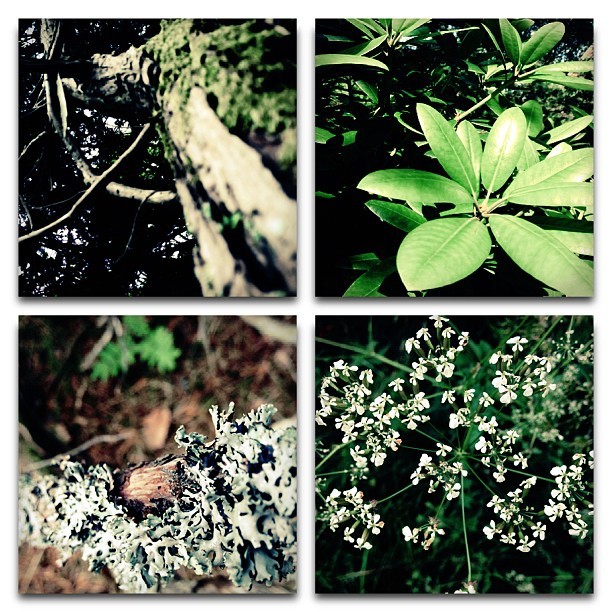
[346,18,385,38]
[358,169,473,204]
[365,199,425,232]
[520,21,565,65]
[456,120,483,184]
[529,217,593,256]
[488,214,593,296]
[500,19,522,65]
[356,80,379,104]
[505,149,593,194]
[396,218,491,291]
[517,137,541,171]
[543,115,593,144]
[530,74,593,91]
[343,34,387,56]
[506,183,593,207]
[315,127,335,144]
[534,61,594,73]
[315,54,389,70]
[392,18,431,36]
[417,103,478,196]
[481,107,527,192]
[343,257,396,296]
[546,143,573,158]
[520,100,544,137]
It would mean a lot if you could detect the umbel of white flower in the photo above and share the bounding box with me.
[19,404,297,593]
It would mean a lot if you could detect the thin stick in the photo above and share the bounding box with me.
[21,432,132,473]
[19,123,152,242]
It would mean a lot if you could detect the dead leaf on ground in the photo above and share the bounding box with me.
[142,406,172,451]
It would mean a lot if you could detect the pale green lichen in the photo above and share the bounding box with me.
[146,19,296,166]
[19,404,297,593]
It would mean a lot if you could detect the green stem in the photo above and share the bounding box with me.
[460,471,472,583]
[378,481,414,505]
[359,547,370,593]
[316,442,351,471]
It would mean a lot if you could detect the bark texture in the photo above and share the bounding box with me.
[32,19,297,296]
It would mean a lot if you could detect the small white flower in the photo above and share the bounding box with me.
[429,315,449,329]
[388,377,404,392]
[442,389,456,404]
[483,520,499,540]
[405,338,421,354]
[507,336,528,353]
[402,526,419,543]
[531,522,546,540]
[463,388,475,403]
[517,536,535,552]
[449,413,460,429]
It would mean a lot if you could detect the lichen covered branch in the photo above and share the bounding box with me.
[19,404,297,593]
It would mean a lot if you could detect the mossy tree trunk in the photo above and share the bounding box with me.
[42,19,297,296]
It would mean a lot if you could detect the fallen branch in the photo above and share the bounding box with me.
[19,404,297,593]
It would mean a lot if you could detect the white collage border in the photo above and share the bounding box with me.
[2,1,610,608]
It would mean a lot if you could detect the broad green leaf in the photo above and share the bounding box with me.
[417,103,478,196]
[506,183,593,207]
[365,199,425,232]
[520,21,565,65]
[535,61,594,73]
[356,80,379,104]
[466,61,486,75]
[357,169,473,204]
[530,74,593,91]
[315,127,335,144]
[544,115,593,145]
[348,252,380,270]
[529,217,593,256]
[488,214,593,296]
[396,217,491,291]
[505,148,593,194]
[438,202,475,217]
[511,19,534,32]
[315,54,388,71]
[500,19,522,65]
[520,100,544,137]
[343,257,396,296]
[392,18,431,36]
[344,34,387,56]
[481,107,527,193]
[346,18,383,38]
[456,120,482,184]
[547,142,573,158]
[481,22,505,64]
[517,137,541,171]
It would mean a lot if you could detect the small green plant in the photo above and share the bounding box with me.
[90,316,181,381]
[315,316,593,593]
[315,19,593,296]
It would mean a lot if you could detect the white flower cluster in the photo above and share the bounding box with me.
[321,487,383,550]
[19,404,297,592]
[409,452,467,501]
[402,517,446,551]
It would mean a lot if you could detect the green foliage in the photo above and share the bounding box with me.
[90,317,181,381]
[316,18,593,296]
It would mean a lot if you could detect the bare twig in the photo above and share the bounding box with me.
[21,432,133,474]
[19,124,152,243]
[19,131,46,160]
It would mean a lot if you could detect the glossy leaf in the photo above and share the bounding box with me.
[315,127,335,144]
[348,252,380,270]
[346,19,385,38]
[500,19,522,65]
[488,214,593,296]
[344,34,387,56]
[544,115,593,145]
[506,183,593,207]
[481,107,527,193]
[535,61,594,73]
[315,54,388,71]
[392,18,431,36]
[365,199,425,232]
[456,120,482,184]
[511,19,534,32]
[396,218,491,291]
[343,257,396,296]
[529,217,593,256]
[357,169,473,204]
[356,80,379,104]
[520,21,565,65]
[417,103,478,196]
[530,74,593,91]
[520,100,544,137]
[547,143,573,158]
[505,149,593,194]
[517,137,540,171]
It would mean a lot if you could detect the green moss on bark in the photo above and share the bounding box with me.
[146,19,296,166]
